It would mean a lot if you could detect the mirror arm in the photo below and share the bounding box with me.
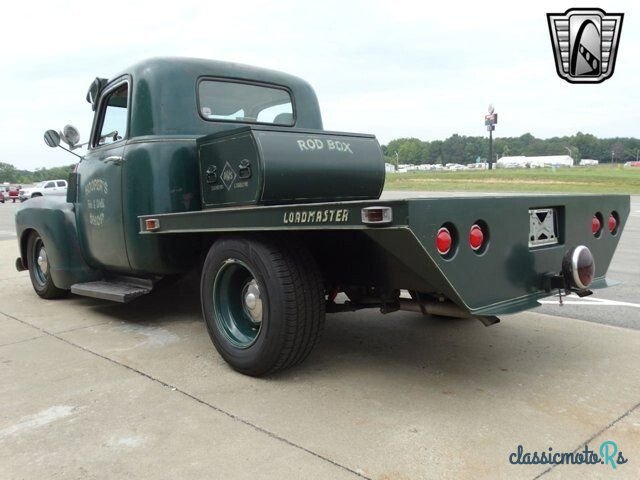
[68,141,89,151]
[58,144,84,160]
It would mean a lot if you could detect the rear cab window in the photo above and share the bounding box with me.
[198,80,294,126]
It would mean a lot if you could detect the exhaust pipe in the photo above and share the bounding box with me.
[398,298,500,327]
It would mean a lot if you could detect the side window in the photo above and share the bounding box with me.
[56,181,66,187]
[45,182,55,188]
[95,82,128,146]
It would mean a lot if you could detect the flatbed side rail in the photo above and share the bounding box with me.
[139,200,410,234]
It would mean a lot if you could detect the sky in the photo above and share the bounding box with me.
[0,0,637,170]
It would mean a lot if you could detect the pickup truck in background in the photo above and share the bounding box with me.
[14,57,629,376]
[19,180,68,202]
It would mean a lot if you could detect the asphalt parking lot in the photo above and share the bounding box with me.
[0,195,639,479]
[0,199,20,240]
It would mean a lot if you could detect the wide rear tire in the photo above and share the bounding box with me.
[201,236,325,376]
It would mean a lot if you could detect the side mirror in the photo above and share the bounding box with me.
[44,130,61,148]
[61,124,80,147]
[43,128,84,160]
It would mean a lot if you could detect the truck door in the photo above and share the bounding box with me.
[76,78,130,271]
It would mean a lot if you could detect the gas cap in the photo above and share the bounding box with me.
[206,165,218,184]
[238,159,252,179]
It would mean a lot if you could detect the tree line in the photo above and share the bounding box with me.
[0,162,75,185]
[382,133,640,166]
[2,131,639,184]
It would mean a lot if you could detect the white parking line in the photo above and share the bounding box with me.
[539,294,640,308]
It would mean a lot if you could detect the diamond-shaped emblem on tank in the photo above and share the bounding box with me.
[221,162,237,190]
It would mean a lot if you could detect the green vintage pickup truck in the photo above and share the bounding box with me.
[15,57,629,376]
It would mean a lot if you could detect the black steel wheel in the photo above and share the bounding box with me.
[26,232,68,299]
[201,236,325,376]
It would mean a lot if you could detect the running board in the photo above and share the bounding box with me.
[70,277,154,303]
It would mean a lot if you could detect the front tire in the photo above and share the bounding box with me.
[26,232,68,299]
[201,236,325,376]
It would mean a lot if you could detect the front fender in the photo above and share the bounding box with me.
[15,196,101,289]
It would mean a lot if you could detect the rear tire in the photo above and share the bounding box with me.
[201,236,325,376]
[26,232,69,299]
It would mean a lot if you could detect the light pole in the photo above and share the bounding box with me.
[485,105,497,170]
[489,129,493,170]
[564,146,574,165]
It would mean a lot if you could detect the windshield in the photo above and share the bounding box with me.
[198,80,294,126]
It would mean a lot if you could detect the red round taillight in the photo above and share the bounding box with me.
[469,224,484,251]
[436,227,452,255]
[608,213,618,234]
[592,215,601,235]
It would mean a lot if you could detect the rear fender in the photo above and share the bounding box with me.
[15,196,101,289]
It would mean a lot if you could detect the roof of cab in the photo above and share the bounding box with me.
[110,57,323,137]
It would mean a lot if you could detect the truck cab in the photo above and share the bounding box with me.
[72,58,325,276]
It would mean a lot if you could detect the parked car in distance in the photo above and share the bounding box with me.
[0,189,5,203]
[19,180,68,202]
[7,185,20,202]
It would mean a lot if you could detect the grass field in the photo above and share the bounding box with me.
[384,165,640,194]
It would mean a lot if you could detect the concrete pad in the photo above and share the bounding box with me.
[0,335,357,480]
[0,281,120,333]
[2,239,640,479]
[54,287,640,480]
[0,312,43,346]
[543,408,640,479]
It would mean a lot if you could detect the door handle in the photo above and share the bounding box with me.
[103,156,124,166]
